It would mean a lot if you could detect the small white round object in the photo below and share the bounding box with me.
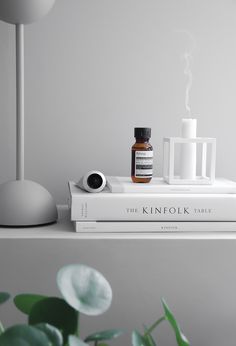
[0,0,56,25]
[77,171,106,193]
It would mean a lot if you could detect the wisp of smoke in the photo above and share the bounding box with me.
[184,51,193,116]
[175,30,196,117]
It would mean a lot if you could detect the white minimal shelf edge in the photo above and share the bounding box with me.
[0,205,236,239]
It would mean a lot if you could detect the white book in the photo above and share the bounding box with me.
[68,181,236,222]
[107,176,236,194]
[74,221,236,233]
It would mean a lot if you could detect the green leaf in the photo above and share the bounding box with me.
[29,297,78,343]
[132,330,149,346]
[84,329,124,342]
[0,324,50,346]
[97,344,110,346]
[35,323,63,346]
[143,325,156,346]
[0,292,10,305]
[161,299,190,346]
[0,322,4,335]
[68,335,89,346]
[57,264,112,316]
[143,334,156,346]
[14,294,47,315]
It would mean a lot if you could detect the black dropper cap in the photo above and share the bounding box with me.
[134,127,151,139]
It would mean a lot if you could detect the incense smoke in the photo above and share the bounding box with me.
[184,51,193,116]
[176,30,196,117]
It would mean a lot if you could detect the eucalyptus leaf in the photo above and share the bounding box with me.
[68,335,89,346]
[57,264,112,316]
[29,297,78,343]
[84,329,124,342]
[132,330,149,346]
[0,292,10,305]
[0,324,50,346]
[161,299,190,346]
[35,323,63,346]
[14,294,47,315]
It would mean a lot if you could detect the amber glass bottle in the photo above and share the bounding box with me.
[131,127,153,183]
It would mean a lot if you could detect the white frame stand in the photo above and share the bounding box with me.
[163,137,216,185]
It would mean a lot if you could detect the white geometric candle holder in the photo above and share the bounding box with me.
[163,137,216,185]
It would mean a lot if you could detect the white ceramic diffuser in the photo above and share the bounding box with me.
[163,119,216,185]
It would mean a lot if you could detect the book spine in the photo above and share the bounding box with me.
[70,194,236,221]
[74,221,236,233]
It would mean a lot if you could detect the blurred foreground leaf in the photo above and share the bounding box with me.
[162,299,190,346]
[143,325,156,346]
[0,324,50,346]
[69,335,89,346]
[132,330,149,346]
[29,297,78,342]
[14,294,46,315]
[85,329,124,342]
[57,264,112,316]
[0,292,10,305]
[35,323,63,346]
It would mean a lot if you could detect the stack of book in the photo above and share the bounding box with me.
[68,177,236,233]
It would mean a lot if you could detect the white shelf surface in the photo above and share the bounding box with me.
[0,205,236,239]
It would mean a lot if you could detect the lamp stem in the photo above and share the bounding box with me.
[16,24,24,180]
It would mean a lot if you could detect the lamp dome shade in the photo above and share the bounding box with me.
[0,0,56,25]
[0,180,58,226]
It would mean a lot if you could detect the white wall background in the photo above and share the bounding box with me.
[1,0,236,203]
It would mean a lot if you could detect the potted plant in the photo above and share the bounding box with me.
[0,264,190,346]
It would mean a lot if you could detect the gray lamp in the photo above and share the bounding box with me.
[0,0,58,226]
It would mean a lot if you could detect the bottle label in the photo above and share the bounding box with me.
[135,151,153,178]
